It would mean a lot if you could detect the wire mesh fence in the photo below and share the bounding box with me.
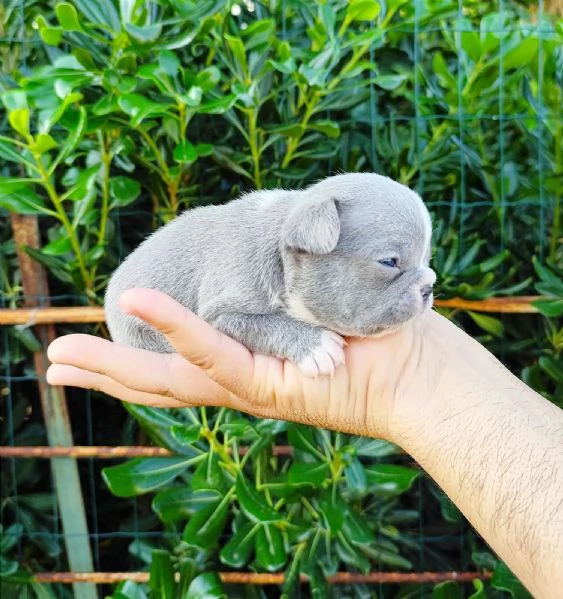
[1,1,561,597]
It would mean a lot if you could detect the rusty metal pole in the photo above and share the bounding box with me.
[10,214,96,599]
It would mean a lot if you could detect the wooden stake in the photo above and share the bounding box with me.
[10,215,97,599]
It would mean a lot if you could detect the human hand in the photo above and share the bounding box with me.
[47,289,449,444]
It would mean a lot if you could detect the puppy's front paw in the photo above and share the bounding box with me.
[297,330,345,378]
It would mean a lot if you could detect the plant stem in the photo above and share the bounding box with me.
[97,131,111,247]
[280,42,371,170]
[34,153,92,295]
[402,120,449,184]
[247,108,262,188]
[550,120,561,260]
[281,93,318,169]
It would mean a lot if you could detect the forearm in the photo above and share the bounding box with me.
[397,323,563,598]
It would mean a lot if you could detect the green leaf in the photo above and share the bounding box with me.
[538,356,563,383]
[224,34,247,76]
[236,474,282,523]
[468,579,486,599]
[344,458,367,495]
[108,581,148,599]
[124,404,202,455]
[346,0,381,21]
[432,581,464,599]
[170,424,200,445]
[158,50,180,77]
[287,424,321,457]
[503,37,538,69]
[73,0,120,31]
[173,141,198,164]
[125,22,163,43]
[40,92,84,133]
[373,74,408,90]
[195,67,221,92]
[287,461,329,486]
[176,560,197,599]
[65,165,98,206]
[219,522,257,568]
[110,176,141,208]
[184,572,226,599]
[183,494,230,549]
[360,542,413,569]
[191,453,226,492]
[365,464,420,496]
[149,550,175,599]
[118,93,171,126]
[0,177,36,194]
[195,143,213,157]
[467,311,504,337]
[23,246,73,284]
[0,524,23,553]
[55,106,87,166]
[102,457,192,497]
[255,524,286,572]
[349,437,401,458]
[33,133,58,154]
[533,299,563,317]
[533,257,563,294]
[477,250,510,273]
[1,90,28,111]
[342,509,374,544]
[491,562,532,598]
[268,57,297,75]
[318,492,346,534]
[42,235,73,256]
[267,123,304,138]
[152,487,221,522]
[8,108,30,138]
[0,187,50,215]
[39,26,64,46]
[55,3,83,31]
[309,120,340,138]
[432,52,456,88]
[198,94,237,114]
[0,556,19,576]
[181,86,202,107]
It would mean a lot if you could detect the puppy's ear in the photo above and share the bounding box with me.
[282,198,340,255]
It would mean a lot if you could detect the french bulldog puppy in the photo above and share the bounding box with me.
[105,173,436,377]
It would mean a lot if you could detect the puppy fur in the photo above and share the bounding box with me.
[105,173,436,377]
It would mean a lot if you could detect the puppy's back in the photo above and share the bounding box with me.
[105,189,296,351]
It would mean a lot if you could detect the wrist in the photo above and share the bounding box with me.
[384,311,506,450]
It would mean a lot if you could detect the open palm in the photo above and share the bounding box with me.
[47,289,444,443]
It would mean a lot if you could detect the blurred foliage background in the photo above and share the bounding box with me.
[0,0,561,597]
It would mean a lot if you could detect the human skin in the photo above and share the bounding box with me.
[46,289,563,598]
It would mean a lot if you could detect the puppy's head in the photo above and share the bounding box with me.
[281,173,435,336]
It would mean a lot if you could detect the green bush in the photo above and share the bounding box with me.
[0,0,561,597]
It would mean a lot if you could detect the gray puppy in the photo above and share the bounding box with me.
[105,173,436,377]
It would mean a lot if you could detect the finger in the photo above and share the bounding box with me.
[48,333,231,404]
[46,364,188,408]
[119,289,266,400]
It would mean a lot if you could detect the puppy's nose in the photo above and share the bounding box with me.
[418,268,437,288]
[420,285,433,302]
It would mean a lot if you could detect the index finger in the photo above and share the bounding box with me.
[47,333,231,405]
[119,288,265,401]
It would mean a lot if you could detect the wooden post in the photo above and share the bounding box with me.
[10,215,96,599]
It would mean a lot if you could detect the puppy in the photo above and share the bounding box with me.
[105,173,436,377]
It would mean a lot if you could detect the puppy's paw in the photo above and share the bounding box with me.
[297,330,345,378]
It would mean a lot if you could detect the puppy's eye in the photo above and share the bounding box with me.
[378,258,399,268]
